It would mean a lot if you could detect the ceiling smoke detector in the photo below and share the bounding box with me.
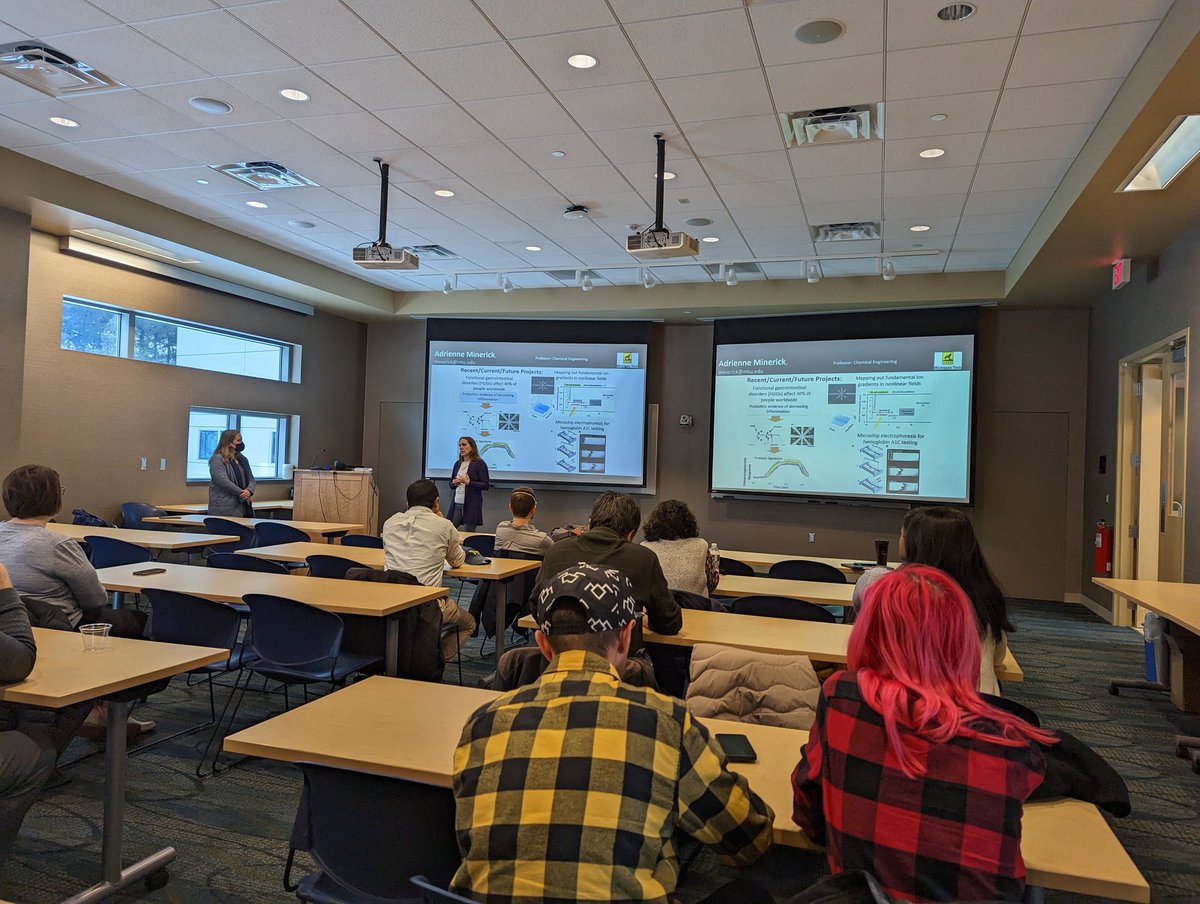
[563,205,590,220]
[781,104,884,148]
[794,20,844,45]
[0,41,124,97]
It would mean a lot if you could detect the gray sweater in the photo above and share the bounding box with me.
[0,586,36,684]
[0,521,108,627]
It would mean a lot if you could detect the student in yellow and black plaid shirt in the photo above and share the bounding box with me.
[451,563,776,904]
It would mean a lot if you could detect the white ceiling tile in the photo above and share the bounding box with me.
[885,0,1027,50]
[140,78,281,126]
[956,212,1038,235]
[310,57,449,110]
[294,112,409,154]
[944,250,1015,271]
[270,154,378,186]
[990,79,1122,130]
[971,158,1071,193]
[815,258,880,276]
[17,143,131,175]
[273,186,364,213]
[1023,0,1173,33]
[468,171,565,202]
[704,151,793,184]
[76,136,196,170]
[330,182,421,211]
[884,132,985,171]
[0,114,64,148]
[376,104,493,146]
[505,132,608,170]
[373,148,454,183]
[963,187,1054,216]
[3,0,118,34]
[1,98,131,141]
[542,165,635,197]
[582,193,655,219]
[980,122,1094,164]
[144,165,247,194]
[884,165,975,197]
[216,119,338,159]
[146,127,259,165]
[741,227,815,255]
[752,0,885,65]
[767,54,884,112]
[64,90,200,135]
[657,183,724,210]
[716,181,801,208]
[658,69,774,123]
[789,141,881,180]
[589,124,686,164]
[952,230,1026,252]
[760,261,811,279]
[0,72,44,105]
[888,255,945,273]
[608,0,740,24]
[43,25,209,87]
[426,140,530,178]
[89,172,182,198]
[886,39,1015,99]
[229,0,395,64]
[408,43,542,102]
[85,0,217,20]
[682,115,785,157]
[802,199,881,223]
[881,215,958,238]
[883,91,999,139]
[626,9,759,79]
[797,172,882,203]
[654,265,713,283]
[472,0,615,38]
[134,10,296,76]
[341,0,500,51]
[397,177,490,206]
[510,271,573,288]
[460,94,578,140]
[1007,22,1160,88]
[556,83,672,133]
[883,194,966,217]
[592,267,644,286]
[731,205,809,228]
[219,68,362,118]
[511,26,645,90]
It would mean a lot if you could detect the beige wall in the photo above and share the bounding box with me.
[0,209,30,469]
[6,226,367,522]
[366,306,1089,601]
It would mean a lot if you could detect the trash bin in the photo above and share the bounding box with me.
[1144,612,1167,684]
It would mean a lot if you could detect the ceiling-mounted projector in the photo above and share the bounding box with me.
[352,158,419,271]
[627,133,696,260]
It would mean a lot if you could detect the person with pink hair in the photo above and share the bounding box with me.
[791,565,1056,903]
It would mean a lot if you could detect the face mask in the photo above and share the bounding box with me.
[235,442,246,453]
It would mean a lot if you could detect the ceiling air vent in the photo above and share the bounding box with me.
[210,161,318,190]
[404,244,459,260]
[812,222,880,243]
[780,104,883,149]
[0,41,125,97]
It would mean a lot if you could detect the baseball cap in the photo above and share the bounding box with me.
[536,563,637,634]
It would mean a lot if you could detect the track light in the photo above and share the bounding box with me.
[806,260,821,284]
[500,273,513,293]
[881,257,896,281]
[581,274,593,291]
[725,264,738,287]
[641,268,657,289]
[442,276,454,294]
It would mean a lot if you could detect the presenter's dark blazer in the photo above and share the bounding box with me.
[446,458,491,526]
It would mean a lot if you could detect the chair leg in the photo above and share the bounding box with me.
[457,633,464,686]
[200,668,250,777]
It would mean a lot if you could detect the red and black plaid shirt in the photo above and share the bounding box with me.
[792,672,1046,903]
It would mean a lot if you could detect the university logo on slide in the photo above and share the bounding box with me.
[616,351,639,368]
[933,351,962,370]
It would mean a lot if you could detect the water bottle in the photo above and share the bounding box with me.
[709,541,720,565]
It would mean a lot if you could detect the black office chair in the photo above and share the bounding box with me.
[340,534,384,549]
[306,554,361,580]
[204,517,257,552]
[769,559,848,584]
[285,763,461,903]
[718,557,755,576]
[254,521,310,546]
[730,595,837,623]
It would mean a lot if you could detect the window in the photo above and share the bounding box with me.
[187,407,295,481]
[60,297,296,382]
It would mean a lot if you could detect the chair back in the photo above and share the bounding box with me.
[244,594,344,667]
[208,552,289,575]
[143,588,241,652]
[294,763,460,900]
[345,568,419,585]
[254,521,310,546]
[462,534,495,557]
[671,588,717,611]
[340,534,384,549]
[479,548,542,639]
[410,875,476,903]
[203,517,257,551]
[120,502,166,530]
[730,595,837,623]
[85,534,152,569]
[768,559,848,584]
[306,554,360,580]
[718,557,755,576]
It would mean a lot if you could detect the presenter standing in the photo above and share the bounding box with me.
[208,429,255,517]
[447,436,490,531]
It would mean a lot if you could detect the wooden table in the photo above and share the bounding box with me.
[47,522,237,552]
[224,676,1145,902]
[1094,577,1200,711]
[0,628,225,902]
[721,550,899,575]
[95,562,446,677]
[241,543,541,667]
[713,573,857,606]
[155,501,294,514]
[143,514,362,542]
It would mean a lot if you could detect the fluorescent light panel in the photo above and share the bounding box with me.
[1119,115,1200,192]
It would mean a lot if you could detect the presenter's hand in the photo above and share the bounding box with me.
[239,489,252,500]
[460,474,470,485]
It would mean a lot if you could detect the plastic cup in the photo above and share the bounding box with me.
[80,623,112,652]
[874,539,889,567]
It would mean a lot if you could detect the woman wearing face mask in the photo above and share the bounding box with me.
[208,429,255,517]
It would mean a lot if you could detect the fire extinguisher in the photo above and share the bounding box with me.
[1094,520,1113,576]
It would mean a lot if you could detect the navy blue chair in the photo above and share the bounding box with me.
[340,534,383,549]
[285,763,460,903]
[120,502,166,530]
[208,552,289,576]
[85,534,152,568]
[461,534,494,557]
[306,555,361,580]
[768,559,848,584]
[718,556,755,576]
[730,595,837,623]
[204,517,257,552]
[254,521,311,546]
[410,876,475,903]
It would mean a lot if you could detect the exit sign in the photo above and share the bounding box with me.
[1112,257,1131,289]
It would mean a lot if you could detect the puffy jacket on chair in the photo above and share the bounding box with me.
[685,642,821,730]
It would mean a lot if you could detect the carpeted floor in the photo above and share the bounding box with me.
[3,595,1198,903]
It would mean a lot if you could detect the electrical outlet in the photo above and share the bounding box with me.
[139,457,147,471]
[159,458,167,470]
[807,531,816,543]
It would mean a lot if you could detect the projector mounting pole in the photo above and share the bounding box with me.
[653,133,666,233]
[374,157,389,247]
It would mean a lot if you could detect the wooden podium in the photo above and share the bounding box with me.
[293,470,378,535]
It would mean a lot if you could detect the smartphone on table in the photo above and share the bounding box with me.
[716,733,758,763]
[133,567,166,576]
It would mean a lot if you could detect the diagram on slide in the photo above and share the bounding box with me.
[791,426,814,446]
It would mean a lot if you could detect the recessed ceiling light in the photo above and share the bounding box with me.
[279,88,309,102]
[919,147,946,158]
[289,220,316,228]
[794,19,844,44]
[245,200,268,208]
[195,178,210,185]
[567,54,597,69]
[433,189,455,197]
[701,236,720,243]
[937,3,976,21]
[683,310,693,314]
[909,224,931,232]
[49,116,78,127]
[524,245,541,252]
[929,113,948,122]
[550,150,566,158]
[189,96,233,114]
[661,171,676,180]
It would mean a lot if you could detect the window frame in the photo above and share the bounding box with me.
[186,406,297,483]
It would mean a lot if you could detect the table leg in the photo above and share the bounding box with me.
[493,580,509,668]
[63,699,176,903]
[385,617,399,677]
[1165,623,1200,713]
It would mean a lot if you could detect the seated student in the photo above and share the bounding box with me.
[493,486,572,556]
[793,565,1054,903]
[381,479,473,663]
[0,560,56,867]
[452,564,776,904]
[536,492,683,636]
[640,499,720,597]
